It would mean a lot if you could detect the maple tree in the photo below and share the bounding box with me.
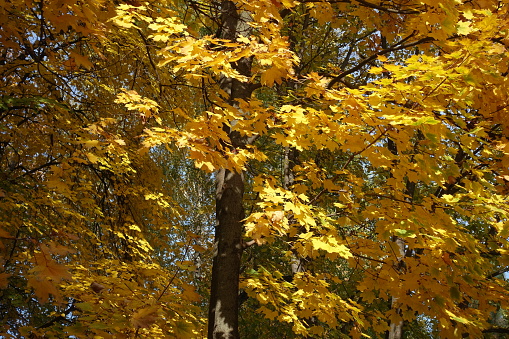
[1,0,509,338]
[0,0,206,337]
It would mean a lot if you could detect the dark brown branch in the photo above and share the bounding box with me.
[482,328,509,334]
[19,160,61,178]
[352,252,387,265]
[338,30,377,71]
[327,35,435,89]
[486,267,509,279]
[354,0,421,14]
[37,299,76,329]
[297,0,422,14]
[308,128,389,205]
[136,30,156,73]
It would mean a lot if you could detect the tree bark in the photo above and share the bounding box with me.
[208,169,244,339]
[208,2,252,338]
[387,237,405,339]
[386,138,406,339]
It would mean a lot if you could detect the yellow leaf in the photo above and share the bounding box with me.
[83,140,100,148]
[456,21,475,35]
[182,284,201,302]
[70,52,94,70]
[131,306,159,329]
[259,306,278,320]
[128,224,141,232]
[369,67,384,75]
[86,152,100,164]
[261,66,285,86]
[445,310,471,324]
[311,236,352,258]
[271,210,285,223]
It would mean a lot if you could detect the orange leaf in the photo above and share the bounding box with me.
[31,253,72,281]
[27,276,60,303]
[442,252,453,266]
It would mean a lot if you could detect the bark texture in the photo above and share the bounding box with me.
[207,2,252,338]
[208,169,244,339]
[386,138,407,339]
[387,236,405,339]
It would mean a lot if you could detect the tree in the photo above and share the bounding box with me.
[1,0,509,338]
[0,0,205,337]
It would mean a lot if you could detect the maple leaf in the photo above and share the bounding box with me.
[31,253,72,281]
[27,276,60,303]
[310,236,353,259]
[131,306,159,329]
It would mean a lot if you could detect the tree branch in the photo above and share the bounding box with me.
[327,35,435,89]
[354,0,421,14]
[37,299,76,329]
[486,267,509,279]
[482,327,509,334]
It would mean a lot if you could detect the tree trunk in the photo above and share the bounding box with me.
[387,237,405,339]
[208,169,244,339]
[208,2,252,338]
[283,146,305,275]
[388,319,403,339]
[386,138,408,339]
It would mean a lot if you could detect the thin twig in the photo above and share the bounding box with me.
[328,35,435,89]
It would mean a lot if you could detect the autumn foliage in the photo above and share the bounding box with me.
[1,0,509,338]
